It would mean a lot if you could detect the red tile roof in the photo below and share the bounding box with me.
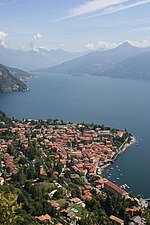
[35,214,51,221]
[105,181,128,196]
[110,215,124,224]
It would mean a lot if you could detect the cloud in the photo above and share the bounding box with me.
[85,41,118,51]
[98,41,118,49]
[89,0,150,18]
[59,43,65,49]
[127,39,150,48]
[85,39,150,51]
[29,32,43,51]
[55,0,128,21]
[33,32,42,40]
[55,0,150,22]
[38,45,49,51]
[0,31,8,48]
[85,43,96,50]
[69,0,127,17]
[131,26,150,32]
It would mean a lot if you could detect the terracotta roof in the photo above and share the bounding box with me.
[126,207,143,214]
[75,163,83,168]
[71,197,81,203]
[70,174,79,179]
[35,214,51,221]
[48,200,60,209]
[96,178,108,184]
[105,181,128,196]
[110,215,124,224]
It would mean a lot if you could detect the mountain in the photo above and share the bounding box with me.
[104,50,150,80]
[39,42,150,76]
[6,66,33,82]
[37,48,85,62]
[0,64,28,92]
[0,46,85,71]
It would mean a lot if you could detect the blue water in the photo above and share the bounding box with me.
[0,73,150,197]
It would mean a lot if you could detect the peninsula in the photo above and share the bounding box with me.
[0,111,148,225]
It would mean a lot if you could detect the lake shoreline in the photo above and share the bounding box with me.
[101,135,136,173]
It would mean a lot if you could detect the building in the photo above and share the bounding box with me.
[48,200,60,210]
[129,215,143,225]
[35,214,51,222]
[104,181,129,198]
[109,215,124,225]
[126,207,143,215]
[0,177,4,186]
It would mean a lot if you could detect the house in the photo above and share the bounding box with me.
[61,208,75,218]
[48,200,60,210]
[95,178,108,189]
[109,215,124,225]
[81,191,92,201]
[0,177,4,186]
[126,207,143,215]
[71,197,85,207]
[129,215,144,225]
[40,166,46,175]
[35,214,51,222]
[70,174,79,179]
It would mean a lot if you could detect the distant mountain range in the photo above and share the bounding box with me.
[1,42,150,81]
[104,50,150,79]
[37,42,150,80]
[0,64,28,92]
[0,47,85,71]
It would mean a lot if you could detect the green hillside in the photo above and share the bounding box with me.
[0,64,27,92]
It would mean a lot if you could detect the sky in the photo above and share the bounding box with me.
[0,0,150,52]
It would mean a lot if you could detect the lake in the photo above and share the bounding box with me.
[0,73,150,197]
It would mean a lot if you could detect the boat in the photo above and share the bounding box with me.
[121,184,126,189]
[124,184,129,188]
[117,177,120,180]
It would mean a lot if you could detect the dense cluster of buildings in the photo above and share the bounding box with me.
[0,119,147,224]
[0,120,126,177]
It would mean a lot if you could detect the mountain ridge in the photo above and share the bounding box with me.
[0,46,85,70]
[104,49,150,80]
[0,64,28,92]
[35,42,150,80]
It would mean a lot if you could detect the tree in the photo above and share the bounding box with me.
[55,161,63,174]
[0,191,23,225]
[53,188,63,199]
[12,169,26,186]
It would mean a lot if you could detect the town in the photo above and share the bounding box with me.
[0,111,149,225]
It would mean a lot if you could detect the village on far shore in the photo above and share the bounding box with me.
[0,111,149,225]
